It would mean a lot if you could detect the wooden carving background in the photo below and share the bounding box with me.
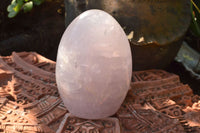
[0,52,199,133]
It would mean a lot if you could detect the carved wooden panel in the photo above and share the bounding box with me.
[132,69,180,88]
[0,96,67,132]
[57,113,120,133]
[0,52,58,106]
[0,52,199,132]
[131,70,193,103]
[116,102,185,133]
[0,52,66,132]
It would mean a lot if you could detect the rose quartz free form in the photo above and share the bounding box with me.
[56,9,132,119]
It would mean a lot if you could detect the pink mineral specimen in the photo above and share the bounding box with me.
[56,9,132,119]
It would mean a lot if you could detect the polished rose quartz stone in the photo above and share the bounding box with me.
[56,9,132,119]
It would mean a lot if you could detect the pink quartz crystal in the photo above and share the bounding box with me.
[56,9,132,119]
